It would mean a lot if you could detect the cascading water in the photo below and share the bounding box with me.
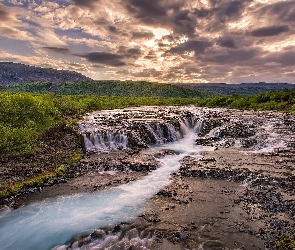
[0,108,214,250]
[82,131,128,153]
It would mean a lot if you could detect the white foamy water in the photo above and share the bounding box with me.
[246,123,287,154]
[0,118,213,250]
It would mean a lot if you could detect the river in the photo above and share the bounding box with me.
[0,109,214,250]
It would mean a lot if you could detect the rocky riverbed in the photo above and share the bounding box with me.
[1,106,295,249]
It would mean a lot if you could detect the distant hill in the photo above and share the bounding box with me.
[0,62,91,85]
[0,80,205,98]
[54,81,204,98]
[172,82,295,96]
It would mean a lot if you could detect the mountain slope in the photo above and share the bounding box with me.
[0,62,91,85]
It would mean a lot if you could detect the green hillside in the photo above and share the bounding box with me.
[0,80,205,98]
[0,82,52,93]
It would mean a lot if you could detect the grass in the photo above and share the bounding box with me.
[276,235,295,250]
[194,89,295,114]
[0,165,66,199]
[0,150,84,200]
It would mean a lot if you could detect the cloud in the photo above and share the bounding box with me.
[144,51,157,60]
[0,5,11,22]
[172,9,196,37]
[78,52,126,67]
[168,40,212,55]
[132,31,154,39]
[217,1,246,21]
[257,1,295,23]
[125,48,142,58]
[0,4,21,24]
[0,0,294,83]
[249,25,290,37]
[43,47,71,54]
[125,0,166,19]
[266,50,295,66]
[216,37,237,49]
[0,4,32,40]
[206,48,259,64]
[0,25,30,40]
[125,0,183,24]
[131,68,162,78]
[108,26,117,33]
[36,29,67,47]
[70,0,98,8]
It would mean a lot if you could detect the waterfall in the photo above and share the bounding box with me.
[143,123,179,145]
[82,131,128,153]
[79,110,198,154]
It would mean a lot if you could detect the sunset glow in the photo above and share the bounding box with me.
[0,0,294,83]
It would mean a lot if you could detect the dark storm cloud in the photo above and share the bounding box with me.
[216,37,237,49]
[126,48,142,58]
[124,0,252,37]
[124,0,184,27]
[193,8,212,19]
[125,0,183,19]
[206,49,259,64]
[249,25,290,37]
[43,47,71,54]
[173,9,196,37]
[190,1,253,33]
[70,0,98,8]
[257,1,295,23]
[194,1,249,23]
[79,52,126,67]
[168,40,212,55]
[132,31,154,39]
[218,1,246,19]
[125,0,198,37]
[266,51,295,66]
[118,46,143,59]
[125,0,166,19]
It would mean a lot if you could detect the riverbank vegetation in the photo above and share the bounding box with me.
[1,89,295,156]
[1,88,295,202]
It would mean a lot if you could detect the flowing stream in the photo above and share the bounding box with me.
[0,115,215,250]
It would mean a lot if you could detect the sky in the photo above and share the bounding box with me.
[0,0,294,83]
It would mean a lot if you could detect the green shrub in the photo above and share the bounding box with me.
[276,235,295,250]
[0,165,67,199]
